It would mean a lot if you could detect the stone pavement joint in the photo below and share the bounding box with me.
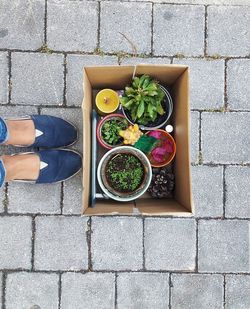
[86,217,93,272]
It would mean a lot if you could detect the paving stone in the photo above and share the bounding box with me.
[153,5,205,56]
[207,6,250,57]
[117,273,169,309]
[174,58,224,109]
[35,216,88,271]
[225,166,250,218]
[225,275,250,309]
[227,59,250,110]
[11,52,64,105]
[192,165,223,217]
[8,182,61,214]
[6,272,59,309]
[0,105,38,118]
[0,216,32,269]
[120,57,171,65]
[191,111,200,163]
[201,112,250,164]
[0,187,6,213]
[0,144,33,157]
[0,0,44,50]
[100,2,152,54]
[0,52,8,104]
[0,273,2,308]
[198,220,249,272]
[63,173,82,214]
[171,274,223,309]
[47,0,98,52]
[41,107,82,152]
[61,272,115,309]
[66,54,118,106]
[145,218,196,270]
[92,217,143,270]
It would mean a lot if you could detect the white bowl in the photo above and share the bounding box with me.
[97,146,152,202]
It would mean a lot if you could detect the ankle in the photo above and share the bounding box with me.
[1,154,40,181]
[1,155,17,181]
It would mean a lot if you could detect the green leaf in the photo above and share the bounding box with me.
[157,89,165,101]
[122,98,135,109]
[125,87,135,95]
[131,105,138,121]
[119,96,129,105]
[132,77,140,88]
[139,75,149,87]
[152,113,157,121]
[147,103,154,119]
[147,91,159,97]
[137,100,145,118]
[144,83,158,92]
[142,77,151,89]
[156,102,165,115]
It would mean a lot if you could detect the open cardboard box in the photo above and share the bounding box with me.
[82,64,194,216]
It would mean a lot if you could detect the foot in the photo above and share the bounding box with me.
[5,120,35,146]
[2,153,40,181]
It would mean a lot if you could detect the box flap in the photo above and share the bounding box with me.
[84,201,134,215]
[84,64,188,89]
[82,69,92,212]
[172,68,194,213]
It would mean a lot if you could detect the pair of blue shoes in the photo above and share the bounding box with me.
[0,115,82,186]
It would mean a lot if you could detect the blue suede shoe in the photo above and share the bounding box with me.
[0,159,6,188]
[0,150,82,187]
[1,115,78,148]
[30,115,78,148]
[35,149,82,184]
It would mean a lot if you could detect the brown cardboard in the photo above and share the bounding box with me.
[82,64,194,216]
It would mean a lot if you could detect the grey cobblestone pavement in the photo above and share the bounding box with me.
[0,0,249,308]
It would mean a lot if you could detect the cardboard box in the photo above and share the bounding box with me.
[82,64,194,216]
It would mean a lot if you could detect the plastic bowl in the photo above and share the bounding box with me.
[146,129,176,167]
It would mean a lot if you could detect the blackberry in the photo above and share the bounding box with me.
[148,167,175,198]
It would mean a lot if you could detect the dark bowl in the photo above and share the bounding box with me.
[122,85,173,130]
